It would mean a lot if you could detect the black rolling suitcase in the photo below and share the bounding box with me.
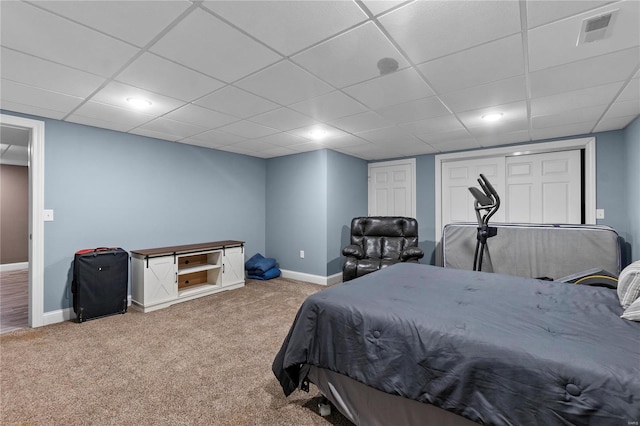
[72,247,128,323]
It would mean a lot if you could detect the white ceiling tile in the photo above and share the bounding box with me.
[32,0,192,47]
[400,115,464,136]
[229,138,279,153]
[418,34,524,94]
[319,134,369,149]
[215,144,256,156]
[526,1,615,29]
[429,138,482,153]
[1,79,84,114]
[355,125,419,145]
[90,81,186,115]
[235,61,334,105]
[260,146,298,158]
[195,86,279,118]
[416,128,474,144]
[529,48,639,98]
[528,1,640,72]
[530,81,624,116]
[134,117,207,139]
[117,53,225,102]
[0,1,138,77]
[150,8,281,82]
[605,99,640,118]
[0,100,67,120]
[71,101,155,129]
[249,108,317,132]
[65,114,135,133]
[360,1,407,16]
[343,68,435,110]
[202,0,367,55]
[328,111,394,134]
[186,130,246,146]
[217,120,279,139]
[467,118,530,138]
[287,142,325,154]
[379,0,521,64]
[289,91,367,122]
[249,133,309,148]
[163,104,238,129]
[1,47,105,98]
[375,96,451,124]
[530,122,595,140]
[475,130,531,147]
[0,144,28,164]
[593,114,638,132]
[292,22,409,88]
[617,78,640,102]
[457,101,528,129]
[532,104,607,129]
[440,76,527,113]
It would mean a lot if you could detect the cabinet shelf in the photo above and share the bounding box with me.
[178,264,221,275]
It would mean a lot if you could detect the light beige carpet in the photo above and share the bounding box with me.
[0,277,352,425]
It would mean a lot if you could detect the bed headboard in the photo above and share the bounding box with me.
[442,223,621,279]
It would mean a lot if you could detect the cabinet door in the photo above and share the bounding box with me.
[222,247,244,287]
[144,256,178,304]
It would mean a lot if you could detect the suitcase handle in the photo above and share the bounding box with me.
[75,247,120,255]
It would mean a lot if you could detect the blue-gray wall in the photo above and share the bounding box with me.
[265,150,328,276]
[326,150,368,275]
[624,117,640,262]
[5,113,267,312]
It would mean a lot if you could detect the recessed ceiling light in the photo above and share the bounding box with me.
[126,97,152,109]
[308,129,328,140]
[481,112,503,122]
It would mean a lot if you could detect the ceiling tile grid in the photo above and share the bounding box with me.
[1,0,638,160]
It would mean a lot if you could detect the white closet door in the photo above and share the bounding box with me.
[441,157,506,227]
[505,150,581,224]
[368,159,416,217]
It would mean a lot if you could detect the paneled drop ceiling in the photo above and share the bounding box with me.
[1,0,638,160]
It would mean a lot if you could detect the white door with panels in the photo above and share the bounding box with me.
[440,149,582,229]
[505,150,581,224]
[441,157,506,225]
[368,159,416,218]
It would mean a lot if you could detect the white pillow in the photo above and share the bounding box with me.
[621,297,640,321]
[617,260,640,309]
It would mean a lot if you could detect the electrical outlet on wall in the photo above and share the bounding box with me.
[596,209,605,219]
[300,250,305,259]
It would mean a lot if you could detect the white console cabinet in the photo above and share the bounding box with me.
[131,241,244,313]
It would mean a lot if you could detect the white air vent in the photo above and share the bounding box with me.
[577,10,618,45]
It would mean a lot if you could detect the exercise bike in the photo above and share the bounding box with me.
[468,174,500,272]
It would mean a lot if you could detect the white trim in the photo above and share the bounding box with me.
[0,114,45,328]
[0,262,29,272]
[44,296,133,325]
[280,269,343,286]
[434,137,596,265]
[368,158,417,218]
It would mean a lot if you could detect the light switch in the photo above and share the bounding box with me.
[596,209,605,219]
[44,209,54,221]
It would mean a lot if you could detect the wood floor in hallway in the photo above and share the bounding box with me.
[0,269,28,334]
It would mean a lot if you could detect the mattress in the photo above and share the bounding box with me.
[273,263,640,425]
[442,223,621,278]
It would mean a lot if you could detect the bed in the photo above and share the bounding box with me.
[272,263,640,425]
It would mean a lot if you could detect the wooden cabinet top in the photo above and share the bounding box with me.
[131,240,244,257]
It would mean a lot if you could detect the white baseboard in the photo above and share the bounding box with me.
[42,296,133,326]
[280,269,343,286]
[0,262,28,272]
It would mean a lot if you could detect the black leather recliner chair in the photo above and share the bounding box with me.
[342,216,424,282]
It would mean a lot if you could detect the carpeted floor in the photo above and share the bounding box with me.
[0,277,353,425]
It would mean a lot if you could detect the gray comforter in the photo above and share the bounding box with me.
[273,263,640,425]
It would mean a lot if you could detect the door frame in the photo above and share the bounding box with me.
[435,137,596,264]
[368,158,416,218]
[0,114,45,328]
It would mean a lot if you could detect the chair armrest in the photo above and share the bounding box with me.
[401,246,424,261]
[342,245,365,259]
